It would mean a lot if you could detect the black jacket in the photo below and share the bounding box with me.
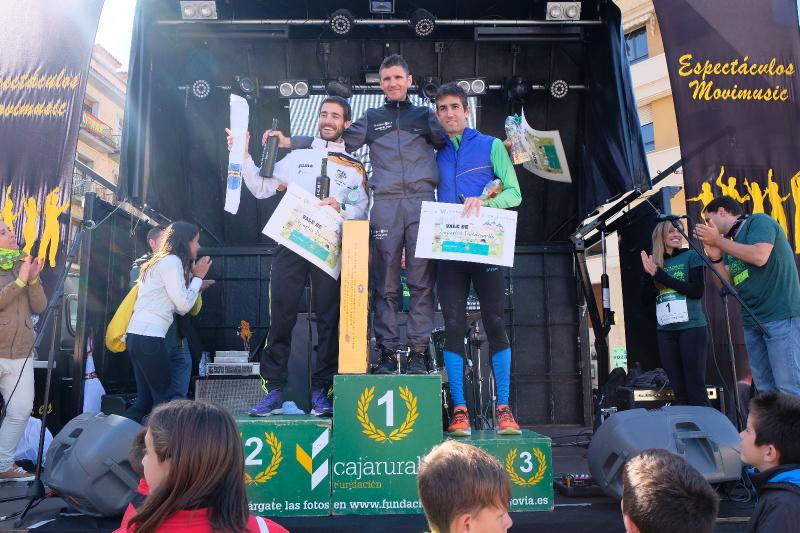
[745,464,800,533]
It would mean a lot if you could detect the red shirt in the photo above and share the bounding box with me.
[115,480,288,533]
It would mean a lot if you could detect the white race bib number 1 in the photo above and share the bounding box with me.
[656,291,689,326]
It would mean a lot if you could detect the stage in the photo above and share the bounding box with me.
[0,426,754,532]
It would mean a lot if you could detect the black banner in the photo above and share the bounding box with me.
[653,1,800,384]
[0,0,104,272]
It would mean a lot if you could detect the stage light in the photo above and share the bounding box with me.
[370,1,394,14]
[456,78,486,96]
[235,75,256,95]
[410,9,436,37]
[191,79,211,99]
[278,80,311,98]
[419,76,441,100]
[546,2,581,21]
[180,1,217,20]
[330,9,355,35]
[505,76,532,102]
[550,79,569,99]
[325,78,353,99]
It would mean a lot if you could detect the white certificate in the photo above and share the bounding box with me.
[262,184,344,279]
[414,201,517,267]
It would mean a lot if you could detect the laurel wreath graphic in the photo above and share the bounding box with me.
[505,447,547,487]
[244,431,283,485]
[357,386,418,443]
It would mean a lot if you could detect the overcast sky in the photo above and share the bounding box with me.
[95,0,137,70]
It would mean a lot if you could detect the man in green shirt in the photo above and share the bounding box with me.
[434,82,522,436]
[696,195,800,396]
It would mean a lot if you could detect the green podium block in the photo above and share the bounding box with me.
[237,415,332,517]
[331,374,443,515]
[449,430,554,512]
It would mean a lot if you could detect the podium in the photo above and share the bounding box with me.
[331,374,443,514]
[238,415,332,517]
[449,430,554,512]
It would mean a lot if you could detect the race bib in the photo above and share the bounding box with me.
[656,290,689,326]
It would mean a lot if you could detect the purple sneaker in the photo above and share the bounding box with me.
[311,388,333,417]
[249,389,284,417]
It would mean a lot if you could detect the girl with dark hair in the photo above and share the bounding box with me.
[124,222,212,422]
[641,220,710,407]
[115,400,287,533]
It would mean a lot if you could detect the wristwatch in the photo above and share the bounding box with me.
[709,255,723,264]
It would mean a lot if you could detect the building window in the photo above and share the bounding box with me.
[625,27,648,65]
[641,122,655,153]
[82,97,98,115]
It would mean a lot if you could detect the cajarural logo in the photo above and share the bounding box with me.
[296,428,330,489]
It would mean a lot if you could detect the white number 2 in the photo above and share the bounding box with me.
[519,451,534,473]
[377,389,395,427]
[245,436,263,466]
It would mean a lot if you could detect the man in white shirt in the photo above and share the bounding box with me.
[226,96,368,417]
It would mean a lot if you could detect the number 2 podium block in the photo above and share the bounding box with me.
[238,415,332,517]
[331,374,443,515]
[449,430,554,512]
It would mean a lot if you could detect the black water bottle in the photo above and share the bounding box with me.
[315,158,330,200]
[259,118,279,178]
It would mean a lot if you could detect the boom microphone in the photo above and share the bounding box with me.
[656,214,687,222]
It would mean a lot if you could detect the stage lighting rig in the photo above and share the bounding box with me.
[419,76,441,101]
[546,2,581,21]
[550,79,569,99]
[370,1,394,14]
[410,9,436,37]
[180,1,217,20]
[191,79,211,99]
[278,80,310,99]
[329,9,355,36]
[505,76,532,102]
[234,75,259,100]
[456,78,486,96]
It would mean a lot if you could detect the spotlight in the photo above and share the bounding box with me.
[505,76,532,102]
[370,1,394,14]
[329,9,355,36]
[180,1,217,20]
[277,80,311,99]
[325,78,353,99]
[419,76,441,100]
[235,75,257,96]
[455,78,486,96]
[546,2,581,21]
[410,9,436,37]
[549,79,569,99]
[191,79,211,99]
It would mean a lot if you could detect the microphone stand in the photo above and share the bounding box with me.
[656,213,767,431]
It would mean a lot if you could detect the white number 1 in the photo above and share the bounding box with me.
[377,389,394,427]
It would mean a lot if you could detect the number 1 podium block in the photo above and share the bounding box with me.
[238,415,332,517]
[331,374,443,515]
[448,430,554,512]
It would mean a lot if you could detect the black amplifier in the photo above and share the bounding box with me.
[616,386,724,413]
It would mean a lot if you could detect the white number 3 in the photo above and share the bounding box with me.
[519,451,534,473]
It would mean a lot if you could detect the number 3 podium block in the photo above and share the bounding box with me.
[238,415,332,517]
[450,430,554,512]
[331,374,443,515]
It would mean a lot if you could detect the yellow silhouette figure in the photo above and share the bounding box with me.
[1,185,19,232]
[687,182,715,209]
[766,169,791,237]
[38,187,70,268]
[791,170,800,253]
[743,178,767,214]
[22,197,39,255]
[715,166,750,203]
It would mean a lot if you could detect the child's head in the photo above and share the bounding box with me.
[129,400,249,533]
[417,440,512,533]
[128,429,146,479]
[621,449,718,533]
[741,392,800,471]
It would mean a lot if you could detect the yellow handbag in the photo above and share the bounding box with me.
[105,284,139,353]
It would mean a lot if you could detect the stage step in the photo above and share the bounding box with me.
[448,430,554,512]
[331,374,443,515]
[237,415,332,517]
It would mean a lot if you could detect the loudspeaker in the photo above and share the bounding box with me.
[43,412,143,517]
[587,406,742,500]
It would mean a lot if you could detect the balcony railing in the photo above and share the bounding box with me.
[81,110,120,151]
